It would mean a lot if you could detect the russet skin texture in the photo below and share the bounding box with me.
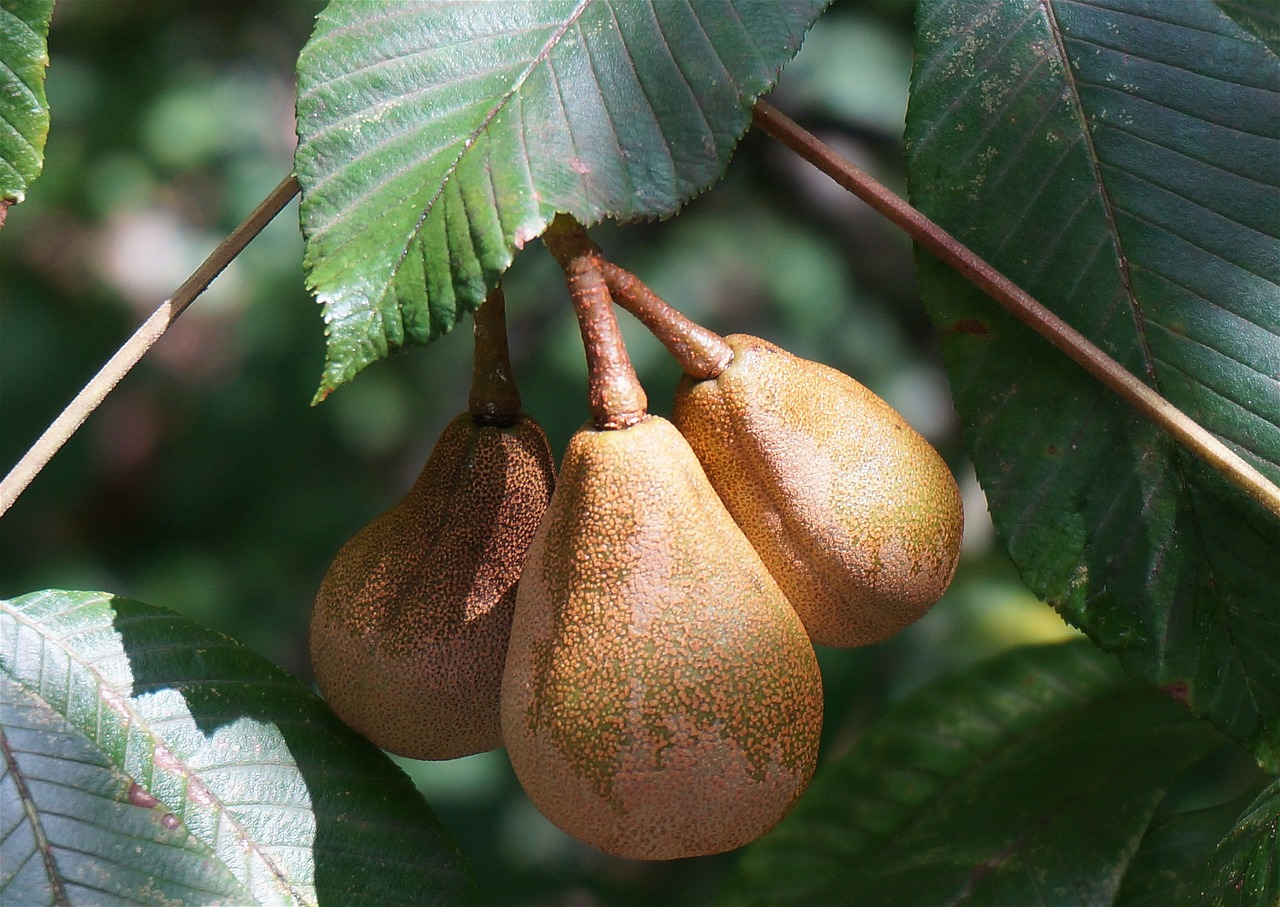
[672,335,964,649]
[311,412,555,760]
[502,415,823,861]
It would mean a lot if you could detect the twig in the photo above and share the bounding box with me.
[542,214,647,430]
[0,174,301,518]
[600,263,734,381]
[752,100,1280,520]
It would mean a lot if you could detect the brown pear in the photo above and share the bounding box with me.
[311,412,555,760]
[501,415,822,861]
[671,334,963,648]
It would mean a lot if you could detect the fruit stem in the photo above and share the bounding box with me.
[543,214,648,430]
[469,284,522,426]
[601,263,734,381]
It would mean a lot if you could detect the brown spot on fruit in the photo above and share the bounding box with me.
[502,416,822,860]
[311,412,555,760]
[671,335,963,648]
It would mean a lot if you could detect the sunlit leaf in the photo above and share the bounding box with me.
[906,0,1280,766]
[294,0,829,400]
[0,590,476,906]
[0,0,53,223]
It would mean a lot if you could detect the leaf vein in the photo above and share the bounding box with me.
[1042,0,1158,391]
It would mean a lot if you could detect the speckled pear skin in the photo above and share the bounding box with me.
[501,415,823,861]
[671,335,963,649]
[311,412,555,761]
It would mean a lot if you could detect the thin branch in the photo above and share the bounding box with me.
[542,214,648,430]
[601,263,734,381]
[0,174,301,518]
[752,100,1280,520]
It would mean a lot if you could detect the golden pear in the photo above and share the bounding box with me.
[311,412,555,760]
[672,334,963,648]
[502,415,822,860]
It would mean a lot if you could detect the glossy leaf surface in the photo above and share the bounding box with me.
[726,641,1240,906]
[906,0,1280,766]
[0,0,53,218]
[0,590,475,906]
[294,0,828,399]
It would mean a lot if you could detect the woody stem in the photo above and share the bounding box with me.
[600,263,733,381]
[542,214,648,430]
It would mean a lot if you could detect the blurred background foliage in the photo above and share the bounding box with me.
[0,1,1079,903]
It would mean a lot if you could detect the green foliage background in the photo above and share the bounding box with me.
[7,1,1259,904]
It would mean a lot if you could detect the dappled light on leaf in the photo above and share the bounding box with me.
[0,590,475,906]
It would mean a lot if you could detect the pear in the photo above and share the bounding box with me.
[671,334,963,648]
[311,412,555,760]
[501,415,822,861]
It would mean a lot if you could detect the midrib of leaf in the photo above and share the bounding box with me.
[1046,0,1275,734]
[859,693,1118,877]
[382,1,592,303]
[941,805,1069,907]
[0,723,69,906]
[1051,1,1280,436]
[1,596,306,907]
[813,648,1118,871]
[1041,0,1151,381]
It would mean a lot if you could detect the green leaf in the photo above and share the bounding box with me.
[0,590,476,906]
[0,0,54,222]
[905,0,1280,766]
[725,641,1234,906]
[294,0,829,401]
[1114,741,1271,906]
[1204,780,1280,907]
[1214,1,1280,55]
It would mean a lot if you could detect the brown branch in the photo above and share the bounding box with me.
[752,100,1280,520]
[600,263,734,381]
[0,174,301,518]
[542,214,647,430]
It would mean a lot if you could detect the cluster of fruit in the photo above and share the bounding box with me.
[310,225,963,861]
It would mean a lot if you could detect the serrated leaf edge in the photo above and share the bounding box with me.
[1,592,308,907]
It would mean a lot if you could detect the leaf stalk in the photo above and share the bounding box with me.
[542,214,647,430]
